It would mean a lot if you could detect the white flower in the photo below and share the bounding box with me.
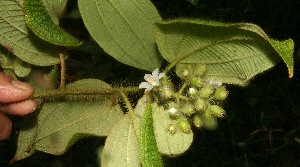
[139,68,165,91]
[168,107,178,115]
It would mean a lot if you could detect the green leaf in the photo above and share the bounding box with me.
[41,0,68,24]
[12,111,39,162]
[0,0,60,66]
[15,79,124,158]
[24,0,82,46]
[78,0,162,71]
[140,97,163,167]
[152,103,193,156]
[101,114,140,167]
[155,19,294,86]
[13,58,31,77]
[270,39,294,78]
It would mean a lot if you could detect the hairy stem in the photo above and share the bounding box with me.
[31,87,140,99]
[59,52,67,89]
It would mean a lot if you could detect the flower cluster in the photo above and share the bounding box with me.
[138,65,228,134]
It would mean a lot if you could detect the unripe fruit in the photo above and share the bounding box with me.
[194,99,206,111]
[177,119,191,133]
[188,87,198,98]
[214,86,228,100]
[193,65,206,76]
[210,105,226,118]
[190,77,203,88]
[199,85,214,98]
[180,103,195,116]
[193,114,203,128]
[159,86,174,99]
[176,64,193,79]
[202,114,218,130]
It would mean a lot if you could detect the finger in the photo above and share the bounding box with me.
[0,100,37,116]
[0,72,34,103]
[0,113,12,141]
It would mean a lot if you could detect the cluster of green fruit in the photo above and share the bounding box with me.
[157,64,228,134]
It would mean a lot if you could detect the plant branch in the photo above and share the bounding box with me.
[31,87,141,99]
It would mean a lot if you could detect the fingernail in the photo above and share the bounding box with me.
[11,80,30,90]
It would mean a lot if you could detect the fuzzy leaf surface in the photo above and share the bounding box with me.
[78,0,162,71]
[15,79,123,157]
[0,0,60,66]
[24,0,82,46]
[101,114,140,167]
[155,20,294,85]
[152,103,193,156]
[140,98,163,167]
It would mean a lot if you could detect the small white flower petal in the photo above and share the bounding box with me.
[158,72,165,79]
[152,68,159,77]
[139,82,151,89]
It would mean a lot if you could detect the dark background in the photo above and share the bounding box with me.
[1,0,300,166]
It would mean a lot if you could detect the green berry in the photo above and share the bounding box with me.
[199,86,214,98]
[178,119,191,133]
[194,99,206,111]
[180,103,195,116]
[214,86,228,100]
[159,86,174,99]
[202,114,218,130]
[188,87,198,98]
[193,114,203,128]
[176,64,193,79]
[190,77,203,88]
[210,105,226,118]
[193,65,206,76]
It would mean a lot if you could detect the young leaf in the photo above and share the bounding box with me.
[101,114,140,167]
[15,79,124,158]
[152,103,193,156]
[78,0,162,71]
[155,19,294,86]
[0,0,60,66]
[24,0,82,46]
[140,97,163,167]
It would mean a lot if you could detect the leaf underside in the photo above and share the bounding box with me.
[14,79,124,160]
[0,0,60,66]
[155,20,294,86]
[78,0,162,71]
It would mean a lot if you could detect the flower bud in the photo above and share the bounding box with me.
[194,99,206,111]
[188,87,198,98]
[199,85,214,98]
[193,114,203,128]
[193,65,206,76]
[202,114,218,130]
[180,102,195,116]
[214,86,228,100]
[210,105,226,118]
[176,64,193,79]
[177,119,191,133]
[190,77,203,88]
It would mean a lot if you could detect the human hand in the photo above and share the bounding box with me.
[0,72,37,140]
